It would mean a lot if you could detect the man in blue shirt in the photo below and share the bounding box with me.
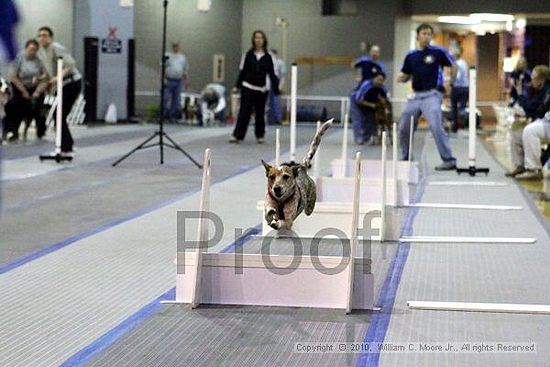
[397,23,456,170]
[349,71,387,144]
[450,48,469,132]
[353,45,385,84]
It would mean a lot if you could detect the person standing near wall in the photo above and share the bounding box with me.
[230,30,278,144]
[267,49,286,125]
[450,47,469,132]
[164,42,188,121]
[37,26,81,154]
[397,23,457,170]
[352,44,385,86]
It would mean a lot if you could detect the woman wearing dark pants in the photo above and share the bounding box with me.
[6,39,48,141]
[231,30,278,144]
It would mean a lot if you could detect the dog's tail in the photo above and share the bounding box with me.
[302,118,333,169]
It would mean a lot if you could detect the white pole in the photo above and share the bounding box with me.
[275,128,281,166]
[340,97,345,126]
[346,151,361,314]
[290,64,297,162]
[380,131,387,242]
[191,148,211,309]
[282,22,288,71]
[313,121,320,177]
[55,58,63,154]
[468,67,477,167]
[407,301,550,314]
[408,115,414,162]
[392,122,398,206]
[400,236,535,244]
[340,113,349,177]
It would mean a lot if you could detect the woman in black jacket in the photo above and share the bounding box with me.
[231,30,279,144]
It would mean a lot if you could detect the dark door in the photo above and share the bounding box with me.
[83,37,99,122]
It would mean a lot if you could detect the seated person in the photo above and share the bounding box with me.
[198,83,226,126]
[349,71,387,145]
[506,65,550,180]
[5,39,48,142]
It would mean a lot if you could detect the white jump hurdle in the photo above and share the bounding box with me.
[258,132,394,240]
[175,150,375,312]
[331,121,414,206]
[333,117,419,186]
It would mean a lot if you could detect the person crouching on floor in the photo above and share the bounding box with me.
[349,71,388,145]
[506,65,550,180]
[198,83,226,126]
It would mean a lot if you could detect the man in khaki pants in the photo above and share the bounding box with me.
[506,65,550,180]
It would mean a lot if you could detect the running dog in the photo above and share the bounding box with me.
[262,119,333,231]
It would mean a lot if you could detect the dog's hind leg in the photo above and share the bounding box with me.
[304,187,316,216]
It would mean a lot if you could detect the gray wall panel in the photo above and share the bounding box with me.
[13,0,74,54]
[241,0,401,97]
[134,0,243,100]
[74,0,134,120]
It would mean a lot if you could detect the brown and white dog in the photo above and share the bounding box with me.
[262,119,333,231]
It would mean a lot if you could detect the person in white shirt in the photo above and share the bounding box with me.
[198,83,226,126]
[164,42,188,120]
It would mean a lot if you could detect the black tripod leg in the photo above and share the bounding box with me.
[163,133,202,168]
[112,132,159,167]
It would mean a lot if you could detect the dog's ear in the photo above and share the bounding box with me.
[292,165,301,177]
[261,160,272,176]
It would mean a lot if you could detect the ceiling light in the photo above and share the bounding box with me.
[471,24,488,35]
[516,18,527,28]
[470,13,515,22]
[438,16,479,25]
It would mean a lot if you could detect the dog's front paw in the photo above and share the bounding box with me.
[265,208,279,224]
[269,219,281,230]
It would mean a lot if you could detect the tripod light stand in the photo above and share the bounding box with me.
[112,0,202,168]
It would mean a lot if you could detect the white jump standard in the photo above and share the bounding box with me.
[39,59,73,163]
[175,150,375,312]
[457,67,490,176]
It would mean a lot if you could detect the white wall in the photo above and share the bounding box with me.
[14,0,74,53]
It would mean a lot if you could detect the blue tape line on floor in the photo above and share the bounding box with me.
[58,225,262,367]
[59,287,176,367]
[356,138,429,367]
[1,127,334,274]
[0,164,254,275]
